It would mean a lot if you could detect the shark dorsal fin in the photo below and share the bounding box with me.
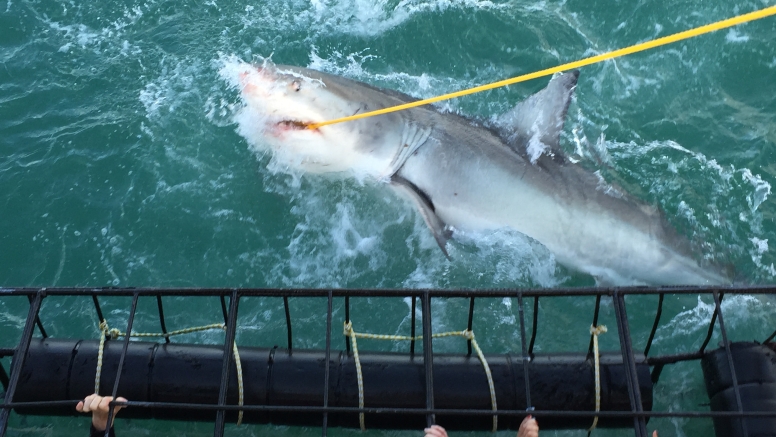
[496,70,579,164]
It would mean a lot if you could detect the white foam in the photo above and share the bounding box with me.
[139,59,200,120]
[749,237,776,276]
[725,28,750,43]
[526,121,548,164]
[46,21,100,48]
[305,0,507,37]
[741,168,771,212]
[274,184,394,288]
[307,49,466,100]
[653,294,771,351]
[43,7,146,58]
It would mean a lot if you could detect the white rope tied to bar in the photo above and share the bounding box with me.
[95,320,245,425]
[343,321,498,432]
[588,324,607,434]
[343,321,366,431]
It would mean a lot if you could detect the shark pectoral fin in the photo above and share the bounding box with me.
[497,70,579,163]
[390,175,452,258]
[381,122,432,180]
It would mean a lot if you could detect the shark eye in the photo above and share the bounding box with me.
[291,80,301,92]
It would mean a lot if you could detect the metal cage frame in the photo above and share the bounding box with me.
[1,285,775,437]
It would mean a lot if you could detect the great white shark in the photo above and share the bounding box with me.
[231,61,729,286]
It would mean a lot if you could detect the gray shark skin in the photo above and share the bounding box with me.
[234,62,729,286]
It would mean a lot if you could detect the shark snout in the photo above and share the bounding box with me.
[239,66,276,97]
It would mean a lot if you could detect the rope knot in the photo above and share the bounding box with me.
[343,321,353,337]
[590,325,607,336]
[462,329,474,340]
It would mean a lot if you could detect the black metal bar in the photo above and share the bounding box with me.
[26,294,47,339]
[517,292,533,411]
[4,399,776,418]
[213,290,240,437]
[219,295,229,324]
[699,293,722,354]
[645,351,704,365]
[650,364,665,385]
[0,291,44,437]
[410,297,417,355]
[322,291,333,437]
[156,294,170,344]
[421,291,435,428]
[0,361,8,391]
[643,293,664,356]
[763,326,776,344]
[712,290,748,436]
[283,296,292,352]
[466,297,475,356]
[612,293,639,435]
[612,292,647,437]
[345,296,350,355]
[587,294,603,358]
[2,284,775,298]
[528,297,539,357]
[104,292,139,437]
[92,294,105,323]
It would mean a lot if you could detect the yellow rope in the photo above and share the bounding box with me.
[343,321,498,432]
[588,325,607,433]
[306,5,776,130]
[95,320,245,425]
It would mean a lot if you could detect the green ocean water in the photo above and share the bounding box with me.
[1,0,775,435]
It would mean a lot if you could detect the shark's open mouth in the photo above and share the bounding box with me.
[277,120,311,130]
[269,119,320,136]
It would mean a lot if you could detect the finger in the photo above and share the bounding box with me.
[425,425,446,437]
[518,416,538,437]
[81,399,94,413]
[80,394,97,412]
[99,396,113,413]
[115,397,128,412]
[88,395,103,413]
[76,401,85,413]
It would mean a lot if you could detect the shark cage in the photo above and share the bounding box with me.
[0,286,774,437]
